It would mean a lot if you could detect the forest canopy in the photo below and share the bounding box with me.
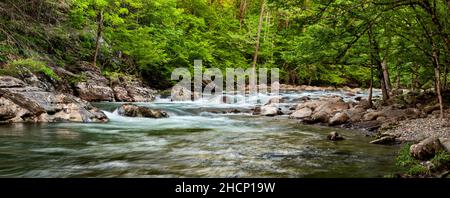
[1,0,449,101]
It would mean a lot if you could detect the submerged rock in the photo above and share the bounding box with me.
[117,104,168,118]
[327,132,344,141]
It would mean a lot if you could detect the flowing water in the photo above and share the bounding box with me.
[0,90,400,178]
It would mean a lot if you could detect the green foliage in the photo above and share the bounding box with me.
[395,143,429,175]
[396,143,420,168]
[430,151,450,172]
[396,143,450,176]
[68,73,87,85]
[1,0,449,89]
[0,58,60,81]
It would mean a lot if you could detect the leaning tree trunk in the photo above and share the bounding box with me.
[93,10,103,68]
[251,0,265,69]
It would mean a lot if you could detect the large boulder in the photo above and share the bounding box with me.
[76,82,115,102]
[0,77,108,123]
[329,112,350,126]
[124,80,157,102]
[260,104,281,116]
[113,86,133,102]
[112,79,157,102]
[289,108,312,119]
[439,138,450,154]
[310,100,350,123]
[346,107,366,123]
[410,137,444,160]
[71,62,115,102]
[170,85,200,101]
[295,100,325,111]
[117,104,168,118]
[0,76,26,88]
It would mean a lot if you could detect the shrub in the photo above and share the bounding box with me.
[395,143,428,176]
[430,151,450,172]
[0,58,60,80]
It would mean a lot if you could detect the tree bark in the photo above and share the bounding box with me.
[396,64,401,89]
[381,59,391,93]
[251,0,265,69]
[368,26,390,102]
[238,0,247,29]
[93,10,103,68]
[368,65,374,108]
[432,43,444,118]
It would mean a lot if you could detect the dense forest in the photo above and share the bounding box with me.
[1,0,449,113]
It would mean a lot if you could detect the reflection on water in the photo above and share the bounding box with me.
[0,90,398,178]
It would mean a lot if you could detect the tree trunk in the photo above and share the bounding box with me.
[368,27,389,102]
[432,43,444,118]
[368,65,373,108]
[381,59,391,93]
[251,0,265,69]
[396,64,401,89]
[238,0,247,29]
[412,64,420,91]
[93,10,103,68]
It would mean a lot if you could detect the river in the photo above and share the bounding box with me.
[0,90,400,177]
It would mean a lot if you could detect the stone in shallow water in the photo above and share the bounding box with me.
[370,135,397,145]
[117,104,169,118]
[327,131,344,141]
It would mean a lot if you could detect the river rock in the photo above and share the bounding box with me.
[289,108,312,119]
[113,86,133,102]
[439,138,450,154]
[410,137,444,160]
[124,80,157,102]
[71,63,115,102]
[291,96,310,103]
[327,131,344,141]
[260,104,281,116]
[0,77,108,123]
[370,135,397,145]
[363,111,385,121]
[265,96,285,105]
[295,100,325,111]
[171,85,200,101]
[329,112,350,126]
[0,76,26,88]
[354,99,372,109]
[310,100,349,123]
[76,82,115,102]
[117,104,168,118]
